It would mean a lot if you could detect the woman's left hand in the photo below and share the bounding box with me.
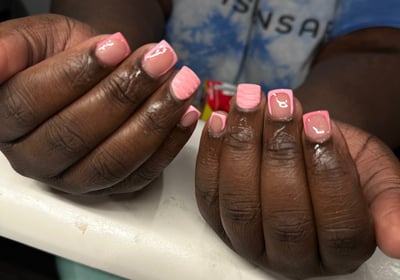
[195,85,400,279]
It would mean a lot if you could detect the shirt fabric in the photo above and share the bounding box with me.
[166,0,400,91]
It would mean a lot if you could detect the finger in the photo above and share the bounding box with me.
[0,32,130,142]
[261,89,319,278]
[0,14,95,83]
[219,84,265,260]
[1,40,178,179]
[90,106,201,195]
[53,66,200,193]
[195,111,228,241]
[302,112,375,274]
[339,123,400,259]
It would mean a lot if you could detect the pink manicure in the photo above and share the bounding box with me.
[302,111,332,143]
[171,66,200,100]
[95,32,131,67]
[142,40,178,78]
[209,111,227,135]
[268,89,294,121]
[180,106,201,127]
[236,84,261,110]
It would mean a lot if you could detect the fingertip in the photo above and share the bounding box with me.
[95,32,131,67]
[302,110,332,144]
[376,211,400,259]
[0,35,29,83]
[179,105,201,128]
[208,111,227,136]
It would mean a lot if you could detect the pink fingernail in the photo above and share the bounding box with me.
[180,106,201,127]
[142,40,178,78]
[268,89,294,121]
[171,66,200,100]
[95,32,131,66]
[209,111,227,135]
[236,83,261,110]
[302,110,332,143]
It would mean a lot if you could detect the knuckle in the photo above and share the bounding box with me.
[1,84,36,133]
[321,225,369,254]
[45,115,90,157]
[221,193,260,223]
[310,147,346,177]
[264,130,301,162]
[264,209,313,243]
[60,52,99,90]
[130,167,161,189]
[103,70,141,107]
[88,148,131,187]
[140,108,174,136]
[225,124,256,151]
[135,166,161,183]
[320,225,375,274]
[195,184,219,206]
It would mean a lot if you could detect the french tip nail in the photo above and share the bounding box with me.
[267,89,294,121]
[180,105,201,127]
[95,32,131,67]
[159,40,178,64]
[142,40,178,78]
[303,110,332,143]
[209,111,227,135]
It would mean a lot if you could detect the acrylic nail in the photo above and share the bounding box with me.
[142,40,178,78]
[170,66,200,100]
[180,106,201,128]
[95,32,131,67]
[209,111,227,135]
[268,89,294,121]
[302,110,332,143]
[236,83,261,110]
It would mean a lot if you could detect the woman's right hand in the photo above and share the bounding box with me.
[0,14,201,194]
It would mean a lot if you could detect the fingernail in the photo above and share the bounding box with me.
[236,83,261,110]
[268,89,294,121]
[303,110,332,143]
[209,111,227,135]
[180,106,201,127]
[171,66,200,100]
[142,40,178,78]
[95,32,131,66]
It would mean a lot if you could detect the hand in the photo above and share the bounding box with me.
[195,85,400,278]
[0,15,201,194]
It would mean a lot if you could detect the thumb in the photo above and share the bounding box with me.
[340,122,400,258]
[361,140,400,259]
[0,14,96,82]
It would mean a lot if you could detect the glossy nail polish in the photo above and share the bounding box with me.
[303,110,332,143]
[95,32,131,67]
[236,84,261,110]
[180,106,201,127]
[208,111,227,135]
[142,40,178,78]
[170,66,200,100]
[268,89,294,121]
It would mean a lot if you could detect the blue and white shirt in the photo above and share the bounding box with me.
[166,0,400,91]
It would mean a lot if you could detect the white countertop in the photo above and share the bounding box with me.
[1,121,400,280]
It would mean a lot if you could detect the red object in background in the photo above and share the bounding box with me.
[205,80,237,112]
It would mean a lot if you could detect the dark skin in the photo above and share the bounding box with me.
[195,26,400,279]
[195,27,400,277]
[196,94,400,278]
[0,1,399,278]
[0,14,198,194]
